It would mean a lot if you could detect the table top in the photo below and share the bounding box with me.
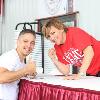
[23,74,100,91]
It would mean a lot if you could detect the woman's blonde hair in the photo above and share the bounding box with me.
[42,18,67,39]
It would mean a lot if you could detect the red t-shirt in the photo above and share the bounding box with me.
[54,27,100,75]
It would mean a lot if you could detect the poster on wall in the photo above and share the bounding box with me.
[37,0,68,19]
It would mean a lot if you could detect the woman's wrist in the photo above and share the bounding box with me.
[78,71,86,77]
[50,56,57,61]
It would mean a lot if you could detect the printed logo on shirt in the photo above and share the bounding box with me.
[63,48,84,66]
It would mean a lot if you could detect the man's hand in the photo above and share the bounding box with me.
[25,58,36,76]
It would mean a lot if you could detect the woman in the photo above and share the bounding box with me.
[42,18,100,80]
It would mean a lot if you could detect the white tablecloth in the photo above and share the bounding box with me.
[24,74,100,91]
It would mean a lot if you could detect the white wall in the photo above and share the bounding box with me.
[74,0,100,40]
[1,0,37,53]
[37,0,68,19]
[1,0,100,53]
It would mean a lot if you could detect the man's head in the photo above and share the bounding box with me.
[16,29,36,59]
[42,18,67,45]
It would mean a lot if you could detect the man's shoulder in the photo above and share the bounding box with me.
[0,49,19,70]
[0,49,17,60]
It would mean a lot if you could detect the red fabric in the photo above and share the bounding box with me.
[0,0,1,15]
[0,0,4,16]
[54,27,100,75]
[18,79,100,100]
[18,80,41,100]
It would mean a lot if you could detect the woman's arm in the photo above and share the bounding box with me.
[48,48,70,75]
[78,45,94,75]
[64,45,94,80]
[52,58,70,75]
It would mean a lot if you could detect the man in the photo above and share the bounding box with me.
[0,29,36,100]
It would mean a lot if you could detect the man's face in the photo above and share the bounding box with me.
[17,33,35,57]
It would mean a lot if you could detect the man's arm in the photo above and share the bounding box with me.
[0,60,36,83]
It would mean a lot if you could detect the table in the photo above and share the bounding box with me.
[18,74,100,100]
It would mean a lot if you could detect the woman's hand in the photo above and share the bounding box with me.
[64,74,81,80]
[48,48,57,60]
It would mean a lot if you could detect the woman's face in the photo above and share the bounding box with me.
[48,26,66,45]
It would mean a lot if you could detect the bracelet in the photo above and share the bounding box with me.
[78,72,86,76]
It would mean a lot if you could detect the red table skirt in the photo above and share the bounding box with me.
[18,79,100,100]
